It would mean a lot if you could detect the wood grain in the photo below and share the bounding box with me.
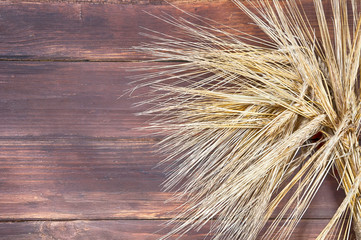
[0,61,155,138]
[0,137,345,220]
[0,1,347,238]
[0,61,345,222]
[0,0,323,61]
[0,137,174,220]
[0,219,340,240]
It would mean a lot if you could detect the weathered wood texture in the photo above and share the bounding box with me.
[0,62,154,137]
[0,61,345,220]
[0,0,327,61]
[0,61,346,239]
[0,219,337,240]
[0,0,346,239]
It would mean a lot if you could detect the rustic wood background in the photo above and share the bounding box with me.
[0,0,346,239]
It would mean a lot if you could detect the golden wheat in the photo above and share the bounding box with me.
[134,0,361,239]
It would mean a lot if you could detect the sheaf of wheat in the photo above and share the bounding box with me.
[133,0,361,239]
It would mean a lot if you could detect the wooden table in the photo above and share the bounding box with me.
[0,0,346,239]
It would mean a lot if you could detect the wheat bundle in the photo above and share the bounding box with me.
[133,0,361,239]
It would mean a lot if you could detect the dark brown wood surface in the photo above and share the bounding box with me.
[0,219,339,240]
[0,0,327,61]
[0,0,346,239]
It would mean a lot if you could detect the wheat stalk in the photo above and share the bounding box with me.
[133,0,361,239]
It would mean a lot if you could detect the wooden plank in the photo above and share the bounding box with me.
[0,1,322,61]
[0,137,344,220]
[0,219,340,240]
[3,0,170,3]
[0,61,155,138]
[0,137,176,220]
